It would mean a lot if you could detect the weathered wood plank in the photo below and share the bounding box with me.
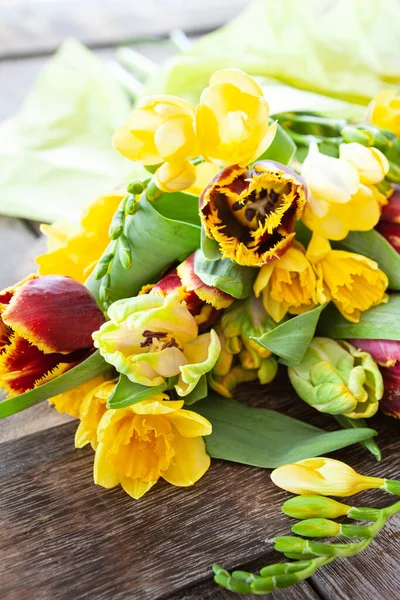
[0,0,248,59]
[0,376,398,600]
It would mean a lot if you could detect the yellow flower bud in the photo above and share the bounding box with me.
[196,68,277,167]
[339,143,389,185]
[369,89,400,138]
[113,95,197,165]
[271,457,384,497]
[154,159,196,193]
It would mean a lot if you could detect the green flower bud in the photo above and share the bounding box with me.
[260,561,312,577]
[288,338,383,418]
[127,180,145,195]
[109,207,125,240]
[292,518,341,538]
[251,573,298,593]
[348,506,382,521]
[387,161,400,184]
[282,496,350,519]
[118,236,132,270]
[274,536,338,557]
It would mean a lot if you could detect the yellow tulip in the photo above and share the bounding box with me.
[306,235,388,322]
[49,375,109,418]
[339,142,389,185]
[93,395,212,499]
[75,380,117,450]
[37,188,125,282]
[369,89,400,138]
[196,68,277,167]
[271,457,384,497]
[154,159,196,192]
[112,95,197,165]
[254,243,321,322]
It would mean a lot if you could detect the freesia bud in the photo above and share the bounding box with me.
[112,95,197,165]
[196,68,277,167]
[0,275,105,396]
[154,159,196,193]
[339,143,389,185]
[288,337,383,419]
[271,457,384,497]
[282,495,351,519]
[291,518,341,538]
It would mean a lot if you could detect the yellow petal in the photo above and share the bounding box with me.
[131,397,184,415]
[339,143,389,185]
[154,159,196,193]
[120,476,157,500]
[168,409,212,438]
[162,434,210,487]
[210,68,264,96]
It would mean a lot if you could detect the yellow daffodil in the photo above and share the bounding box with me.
[271,457,384,497]
[254,243,321,323]
[200,161,306,266]
[49,375,109,418]
[93,292,221,397]
[306,235,388,323]
[339,142,389,185]
[93,395,212,499]
[112,95,197,165]
[75,380,117,450]
[369,89,400,138]
[154,158,196,192]
[301,143,388,241]
[196,68,277,167]
[37,188,125,282]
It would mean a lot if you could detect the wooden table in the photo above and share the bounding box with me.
[1,3,400,599]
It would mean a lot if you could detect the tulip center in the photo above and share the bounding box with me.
[140,329,180,351]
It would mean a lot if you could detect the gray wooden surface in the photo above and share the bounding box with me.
[0,2,399,599]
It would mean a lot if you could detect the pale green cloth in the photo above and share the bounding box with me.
[0,39,135,222]
[144,0,400,106]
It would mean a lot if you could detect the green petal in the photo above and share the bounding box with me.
[177,330,221,396]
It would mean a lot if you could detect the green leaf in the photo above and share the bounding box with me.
[155,191,201,227]
[334,230,400,290]
[201,227,222,261]
[194,395,377,468]
[318,295,400,340]
[0,351,110,418]
[107,374,167,409]
[193,249,257,299]
[183,375,208,406]
[86,194,201,304]
[252,303,327,364]
[334,415,382,462]
[257,122,296,165]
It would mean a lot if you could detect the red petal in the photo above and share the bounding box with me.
[152,269,182,296]
[381,366,400,419]
[349,339,400,367]
[380,185,400,223]
[376,221,400,253]
[0,335,87,396]
[2,276,105,355]
[177,254,234,309]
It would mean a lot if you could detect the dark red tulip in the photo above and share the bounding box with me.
[0,275,105,396]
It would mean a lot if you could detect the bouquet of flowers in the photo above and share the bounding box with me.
[1,67,400,595]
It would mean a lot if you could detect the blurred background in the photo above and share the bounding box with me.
[0,0,250,119]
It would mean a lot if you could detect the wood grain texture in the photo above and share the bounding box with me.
[0,0,249,59]
[0,375,399,600]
